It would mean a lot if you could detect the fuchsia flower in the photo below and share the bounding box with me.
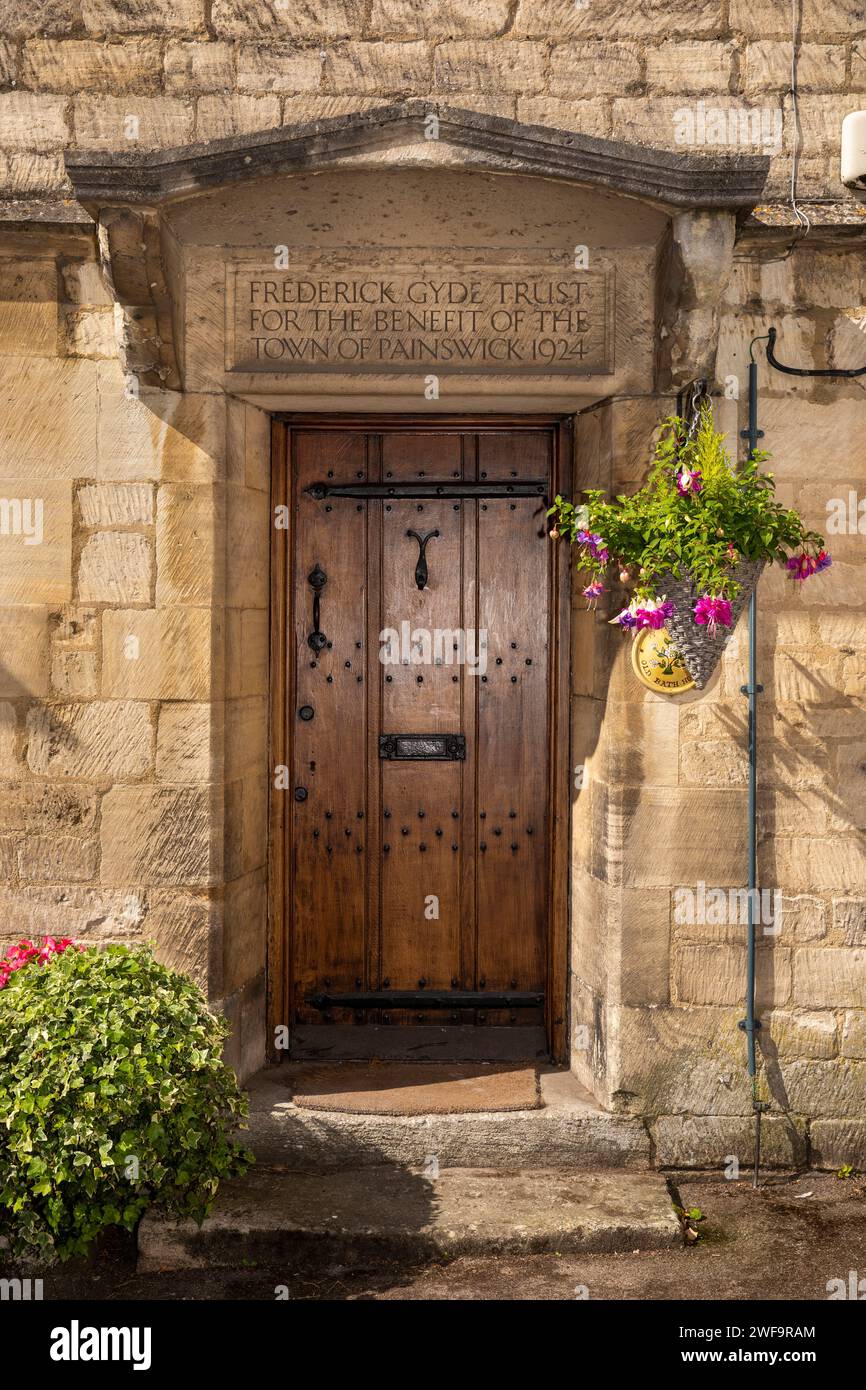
[787,550,832,581]
[583,580,606,609]
[0,934,79,990]
[613,597,675,633]
[577,530,610,565]
[676,467,703,496]
[694,595,733,636]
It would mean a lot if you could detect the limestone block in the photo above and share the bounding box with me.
[225,773,267,880]
[241,403,271,492]
[0,705,18,780]
[793,948,866,1009]
[841,1010,866,1058]
[0,884,146,936]
[26,700,153,780]
[0,360,97,479]
[0,782,98,834]
[226,608,268,699]
[226,486,269,609]
[165,40,236,93]
[50,649,99,697]
[369,0,511,35]
[833,898,866,946]
[515,97,611,139]
[80,0,207,35]
[102,608,213,700]
[74,95,194,150]
[652,1114,807,1168]
[854,40,866,92]
[225,695,267,780]
[810,1119,866,1169]
[612,96,783,155]
[221,866,266,997]
[781,1060,866,1118]
[324,42,431,93]
[817,614,866,650]
[211,0,365,40]
[101,785,218,886]
[611,1005,753,1115]
[0,39,16,83]
[514,0,721,39]
[0,93,69,149]
[146,889,214,988]
[782,94,866,158]
[742,42,845,95]
[17,834,100,882]
[0,606,49,696]
[19,38,163,92]
[156,702,216,782]
[78,482,154,527]
[0,836,15,879]
[602,699,679,787]
[764,1009,838,1059]
[673,943,792,1008]
[63,307,117,359]
[49,604,98,649]
[0,259,57,357]
[434,41,547,94]
[194,95,281,140]
[730,0,864,38]
[646,41,734,95]
[77,531,152,604]
[0,152,70,197]
[757,401,866,481]
[236,44,320,93]
[0,480,72,604]
[97,371,224,484]
[616,786,749,888]
[778,895,828,944]
[548,41,642,98]
[619,886,670,1007]
[155,484,222,606]
[773,836,866,894]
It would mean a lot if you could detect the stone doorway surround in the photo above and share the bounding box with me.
[51,103,808,1145]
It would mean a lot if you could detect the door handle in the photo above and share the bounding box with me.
[307,563,327,653]
[406,529,439,591]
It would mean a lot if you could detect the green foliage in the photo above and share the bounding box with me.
[0,943,252,1262]
[550,406,825,602]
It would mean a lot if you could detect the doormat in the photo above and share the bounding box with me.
[289,1062,542,1115]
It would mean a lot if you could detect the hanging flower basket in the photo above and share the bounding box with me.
[655,557,764,687]
[549,403,831,691]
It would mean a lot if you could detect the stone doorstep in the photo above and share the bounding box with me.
[137,1168,681,1273]
[243,1066,653,1170]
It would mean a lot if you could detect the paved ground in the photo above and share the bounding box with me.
[13,1171,865,1301]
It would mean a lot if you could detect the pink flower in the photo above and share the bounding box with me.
[0,934,78,989]
[583,580,605,609]
[694,594,733,636]
[676,467,703,496]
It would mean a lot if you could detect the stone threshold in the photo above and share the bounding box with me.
[137,1167,681,1272]
[244,1065,652,1170]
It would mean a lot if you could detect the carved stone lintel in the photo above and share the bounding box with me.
[96,206,181,391]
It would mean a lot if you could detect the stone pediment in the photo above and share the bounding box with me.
[65,101,769,212]
[63,104,767,396]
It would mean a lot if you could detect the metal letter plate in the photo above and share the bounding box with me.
[379,733,466,761]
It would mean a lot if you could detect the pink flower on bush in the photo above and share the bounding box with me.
[0,935,78,990]
[694,594,733,636]
[676,467,702,496]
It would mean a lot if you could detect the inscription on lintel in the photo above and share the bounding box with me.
[225,250,614,375]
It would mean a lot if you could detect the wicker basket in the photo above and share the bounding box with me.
[656,559,765,688]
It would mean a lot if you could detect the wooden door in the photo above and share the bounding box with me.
[271,418,570,1060]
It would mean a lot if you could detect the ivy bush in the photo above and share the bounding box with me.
[0,940,252,1262]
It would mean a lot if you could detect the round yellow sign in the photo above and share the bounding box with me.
[631,627,696,695]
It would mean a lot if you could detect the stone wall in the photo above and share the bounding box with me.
[1,0,865,200]
[570,242,866,1169]
[0,2,864,1164]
